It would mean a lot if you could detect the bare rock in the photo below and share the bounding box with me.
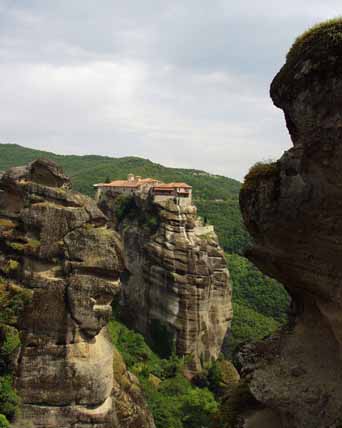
[239,20,342,428]
[101,195,232,374]
[0,160,154,428]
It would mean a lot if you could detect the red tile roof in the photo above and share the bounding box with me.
[94,177,160,188]
[94,177,191,190]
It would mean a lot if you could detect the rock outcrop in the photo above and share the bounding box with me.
[100,194,232,373]
[239,20,342,428]
[0,159,154,428]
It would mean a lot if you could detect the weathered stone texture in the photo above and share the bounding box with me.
[0,159,154,428]
[102,195,232,373]
[239,22,342,428]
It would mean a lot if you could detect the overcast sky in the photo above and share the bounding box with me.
[0,1,340,180]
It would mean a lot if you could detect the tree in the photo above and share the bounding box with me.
[181,388,218,428]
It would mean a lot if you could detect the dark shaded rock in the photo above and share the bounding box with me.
[239,19,342,428]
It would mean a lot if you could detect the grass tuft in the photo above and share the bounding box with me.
[242,161,279,192]
[287,17,342,63]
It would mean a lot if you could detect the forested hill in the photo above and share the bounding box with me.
[0,143,249,253]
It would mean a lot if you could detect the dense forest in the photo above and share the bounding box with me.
[226,253,289,354]
[109,311,255,428]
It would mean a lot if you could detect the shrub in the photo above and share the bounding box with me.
[1,260,19,276]
[140,380,183,428]
[0,281,32,326]
[7,243,24,252]
[114,194,137,223]
[242,161,279,192]
[181,387,218,428]
[0,325,20,366]
[109,317,219,428]
[108,319,173,377]
[0,279,30,420]
[144,211,160,233]
[0,414,9,428]
[287,17,342,63]
[0,376,19,420]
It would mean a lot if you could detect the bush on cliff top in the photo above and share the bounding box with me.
[241,161,279,192]
[287,17,342,64]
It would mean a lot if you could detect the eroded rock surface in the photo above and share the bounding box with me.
[0,159,154,428]
[101,194,232,373]
[239,20,342,428]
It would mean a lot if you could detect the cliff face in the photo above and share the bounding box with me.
[101,195,232,373]
[0,160,154,428]
[239,20,342,428]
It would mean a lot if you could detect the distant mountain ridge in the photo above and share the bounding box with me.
[0,143,249,253]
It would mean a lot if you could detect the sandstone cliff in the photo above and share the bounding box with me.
[239,19,342,428]
[0,159,154,428]
[100,193,232,373]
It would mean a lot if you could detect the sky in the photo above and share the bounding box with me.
[0,1,340,180]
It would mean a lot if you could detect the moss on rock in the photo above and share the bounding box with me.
[271,17,342,105]
[241,162,280,193]
[0,325,20,361]
[1,260,19,276]
[0,281,32,326]
[287,17,342,64]
[8,239,40,255]
[0,220,15,231]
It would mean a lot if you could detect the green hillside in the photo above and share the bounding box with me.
[0,143,249,254]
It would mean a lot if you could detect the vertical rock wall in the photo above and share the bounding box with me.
[102,195,232,373]
[239,20,342,428]
[0,160,154,428]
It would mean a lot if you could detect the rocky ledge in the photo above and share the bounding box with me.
[239,19,342,428]
[0,159,154,428]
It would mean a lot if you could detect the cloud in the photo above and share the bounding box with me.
[0,0,340,180]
